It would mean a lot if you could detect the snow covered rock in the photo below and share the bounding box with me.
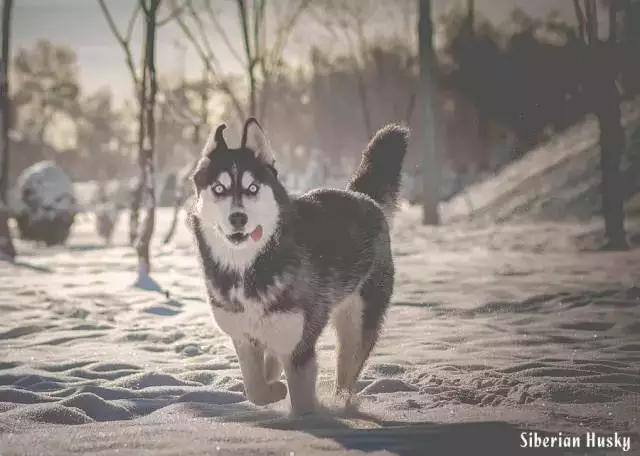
[13,161,77,246]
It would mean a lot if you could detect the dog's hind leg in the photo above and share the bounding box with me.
[333,293,365,396]
[334,268,392,397]
[234,338,287,405]
[264,352,283,383]
[333,294,379,397]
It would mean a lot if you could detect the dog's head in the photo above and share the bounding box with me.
[192,118,286,253]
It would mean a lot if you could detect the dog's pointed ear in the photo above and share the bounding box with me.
[241,118,275,166]
[193,124,227,192]
[202,123,228,157]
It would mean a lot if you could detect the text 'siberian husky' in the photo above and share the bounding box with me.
[189,118,408,414]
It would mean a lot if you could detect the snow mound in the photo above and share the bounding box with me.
[442,100,640,223]
[13,161,77,245]
[60,393,132,421]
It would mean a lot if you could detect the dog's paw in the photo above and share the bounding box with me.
[332,388,361,412]
[247,381,287,405]
[290,399,318,416]
[267,380,288,403]
[334,388,353,403]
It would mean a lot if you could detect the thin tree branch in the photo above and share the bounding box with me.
[203,2,245,67]
[140,0,150,17]
[269,0,311,63]
[171,1,245,122]
[171,4,221,77]
[157,0,187,26]
[573,0,586,43]
[98,0,140,89]
[237,0,254,67]
[125,3,141,41]
[98,0,127,43]
[253,0,266,65]
[185,0,222,70]
[237,0,256,115]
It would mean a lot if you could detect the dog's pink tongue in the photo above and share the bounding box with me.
[250,225,263,242]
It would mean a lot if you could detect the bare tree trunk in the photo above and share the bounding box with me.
[596,101,627,249]
[595,2,628,249]
[237,0,257,117]
[129,37,147,247]
[574,0,628,249]
[0,0,15,260]
[97,0,144,246]
[591,51,628,249]
[418,0,440,225]
[136,0,159,278]
[129,86,146,246]
[354,57,373,139]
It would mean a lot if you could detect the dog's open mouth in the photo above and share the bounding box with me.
[226,225,263,245]
[227,232,249,244]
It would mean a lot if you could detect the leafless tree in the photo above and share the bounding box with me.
[98,0,145,245]
[240,0,310,120]
[135,0,161,279]
[418,0,440,225]
[309,1,377,139]
[573,0,628,249]
[0,0,15,261]
[169,1,244,123]
[99,0,163,279]
[170,0,310,124]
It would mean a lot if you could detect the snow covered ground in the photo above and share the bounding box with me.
[1,206,639,455]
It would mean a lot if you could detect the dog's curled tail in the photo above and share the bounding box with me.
[348,124,409,221]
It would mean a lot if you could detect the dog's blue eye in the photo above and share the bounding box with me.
[212,184,226,196]
[247,184,259,195]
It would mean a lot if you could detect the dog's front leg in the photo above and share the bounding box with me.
[234,338,287,405]
[285,350,318,415]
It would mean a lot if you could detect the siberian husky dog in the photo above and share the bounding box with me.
[189,118,408,414]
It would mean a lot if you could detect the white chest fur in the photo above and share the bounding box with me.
[212,286,304,357]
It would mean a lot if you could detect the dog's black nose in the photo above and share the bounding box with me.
[229,212,248,230]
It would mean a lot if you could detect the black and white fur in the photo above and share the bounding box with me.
[189,118,408,414]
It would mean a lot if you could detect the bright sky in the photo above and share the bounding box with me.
[13,0,576,104]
